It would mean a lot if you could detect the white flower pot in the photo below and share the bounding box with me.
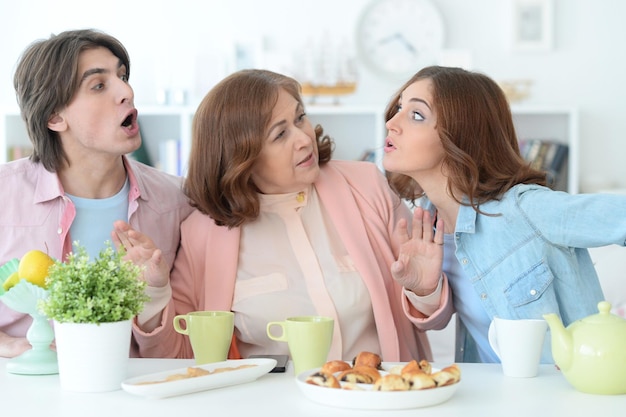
[54,319,132,392]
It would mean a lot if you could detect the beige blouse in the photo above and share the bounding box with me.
[233,185,380,361]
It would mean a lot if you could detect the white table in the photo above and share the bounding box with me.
[2,358,624,416]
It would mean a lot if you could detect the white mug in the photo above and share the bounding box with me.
[488,317,548,378]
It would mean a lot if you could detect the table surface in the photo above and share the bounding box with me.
[2,358,624,417]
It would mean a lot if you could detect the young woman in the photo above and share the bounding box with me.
[383,65,626,363]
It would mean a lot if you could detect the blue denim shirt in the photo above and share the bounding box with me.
[422,184,626,362]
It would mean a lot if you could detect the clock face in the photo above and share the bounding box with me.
[356,0,445,79]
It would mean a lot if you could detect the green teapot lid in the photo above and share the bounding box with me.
[581,301,625,325]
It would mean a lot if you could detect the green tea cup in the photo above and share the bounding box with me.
[173,311,234,364]
[266,316,334,375]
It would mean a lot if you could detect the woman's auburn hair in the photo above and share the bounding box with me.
[184,69,333,228]
[385,66,546,211]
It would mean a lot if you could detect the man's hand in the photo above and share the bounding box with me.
[111,221,169,288]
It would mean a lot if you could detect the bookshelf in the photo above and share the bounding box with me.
[511,106,579,194]
[1,105,579,193]
[307,105,386,169]
[0,108,27,164]
[132,106,194,176]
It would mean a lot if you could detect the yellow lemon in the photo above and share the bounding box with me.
[2,271,21,291]
[18,250,55,289]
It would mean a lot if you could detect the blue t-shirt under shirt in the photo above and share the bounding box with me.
[443,232,499,363]
[66,178,130,259]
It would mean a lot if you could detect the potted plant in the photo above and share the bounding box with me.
[39,242,149,392]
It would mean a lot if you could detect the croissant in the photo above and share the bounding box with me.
[352,351,382,369]
[398,358,431,373]
[418,359,432,374]
[431,364,461,387]
[321,360,352,374]
[305,371,341,388]
[403,371,436,390]
[388,364,404,375]
[373,374,411,391]
[400,360,423,375]
[338,365,381,384]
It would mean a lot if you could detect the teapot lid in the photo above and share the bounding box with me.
[582,301,625,325]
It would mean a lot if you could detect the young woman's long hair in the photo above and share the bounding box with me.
[385,66,546,212]
[185,69,333,228]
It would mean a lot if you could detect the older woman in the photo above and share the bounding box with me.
[137,69,452,362]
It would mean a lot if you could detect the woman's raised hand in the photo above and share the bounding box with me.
[391,207,444,296]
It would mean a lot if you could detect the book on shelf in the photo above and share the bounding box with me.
[158,139,183,176]
[518,139,569,190]
[130,124,183,176]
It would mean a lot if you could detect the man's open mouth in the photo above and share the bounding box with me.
[121,114,133,127]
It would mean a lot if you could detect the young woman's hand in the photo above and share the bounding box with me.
[392,207,444,296]
[111,220,169,288]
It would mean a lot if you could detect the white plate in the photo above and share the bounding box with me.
[122,358,276,399]
[295,362,460,410]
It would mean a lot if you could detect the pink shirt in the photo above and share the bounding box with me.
[236,185,380,361]
[135,160,453,362]
[0,157,193,356]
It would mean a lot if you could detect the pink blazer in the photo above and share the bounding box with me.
[135,161,453,361]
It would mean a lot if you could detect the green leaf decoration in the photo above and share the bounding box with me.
[39,242,150,324]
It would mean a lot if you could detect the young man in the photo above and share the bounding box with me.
[0,29,193,358]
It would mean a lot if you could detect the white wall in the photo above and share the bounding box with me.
[1,0,625,192]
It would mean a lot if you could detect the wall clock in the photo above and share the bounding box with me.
[355,0,446,79]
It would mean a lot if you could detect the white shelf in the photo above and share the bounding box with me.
[306,105,386,169]
[1,105,579,193]
[0,107,23,163]
[133,106,194,175]
[511,105,579,194]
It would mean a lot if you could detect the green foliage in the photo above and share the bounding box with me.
[39,242,149,324]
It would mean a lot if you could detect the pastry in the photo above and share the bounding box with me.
[403,371,436,390]
[321,360,352,374]
[418,359,432,374]
[373,374,411,391]
[431,364,461,387]
[338,365,381,384]
[352,351,382,369]
[400,359,432,375]
[305,371,341,389]
[306,356,461,392]
[388,364,404,375]
[400,360,423,375]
